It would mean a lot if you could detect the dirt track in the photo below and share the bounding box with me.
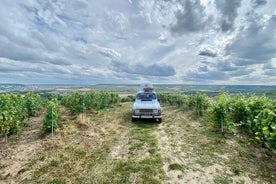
[0,111,45,184]
[0,103,275,183]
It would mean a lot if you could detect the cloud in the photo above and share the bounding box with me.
[0,57,72,75]
[198,46,217,57]
[215,0,241,32]
[91,44,121,59]
[36,1,67,28]
[0,0,275,85]
[182,60,228,82]
[251,0,267,8]
[111,61,176,77]
[263,60,276,76]
[264,69,276,76]
[198,65,209,72]
[226,14,276,66]
[216,61,238,71]
[183,69,229,82]
[159,32,169,43]
[182,59,255,83]
[228,67,255,77]
[169,0,210,35]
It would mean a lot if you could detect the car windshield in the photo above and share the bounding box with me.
[137,92,156,101]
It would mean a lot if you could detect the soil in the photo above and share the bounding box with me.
[0,103,275,184]
[0,111,45,184]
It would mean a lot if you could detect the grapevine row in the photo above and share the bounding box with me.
[61,90,120,114]
[158,92,276,150]
[0,92,42,142]
[44,97,59,134]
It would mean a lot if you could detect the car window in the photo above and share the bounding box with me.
[137,93,156,101]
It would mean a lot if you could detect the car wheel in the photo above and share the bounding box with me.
[157,118,162,123]
[131,118,136,122]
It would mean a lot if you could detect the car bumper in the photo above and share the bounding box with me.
[132,115,162,119]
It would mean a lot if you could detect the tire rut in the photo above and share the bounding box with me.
[155,106,256,184]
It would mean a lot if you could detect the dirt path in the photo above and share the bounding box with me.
[154,106,270,184]
[0,111,45,183]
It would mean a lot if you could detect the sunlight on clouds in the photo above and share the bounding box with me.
[0,0,275,84]
[272,58,276,67]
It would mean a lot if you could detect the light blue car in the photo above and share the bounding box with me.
[131,87,162,123]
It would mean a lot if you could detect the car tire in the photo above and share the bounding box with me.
[157,118,162,123]
[131,118,136,122]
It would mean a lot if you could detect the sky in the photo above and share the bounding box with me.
[0,0,275,85]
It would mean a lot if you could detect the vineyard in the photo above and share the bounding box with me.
[158,92,276,150]
[0,90,276,183]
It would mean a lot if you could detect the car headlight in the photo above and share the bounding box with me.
[135,109,140,114]
[158,109,162,115]
[153,109,158,114]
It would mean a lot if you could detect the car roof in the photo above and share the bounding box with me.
[136,91,156,94]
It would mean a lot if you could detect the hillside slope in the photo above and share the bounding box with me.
[0,103,275,183]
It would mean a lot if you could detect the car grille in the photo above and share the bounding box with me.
[140,109,153,113]
[137,109,156,116]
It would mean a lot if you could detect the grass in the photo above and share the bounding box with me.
[230,163,242,175]
[196,158,213,167]
[88,120,165,183]
[73,106,165,183]
[46,178,65,184]
[2,103,276,183]
[168,163,186,171]
[0,173,4,180]
[214,176,233,184]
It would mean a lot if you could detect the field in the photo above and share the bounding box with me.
[1,102,275,184]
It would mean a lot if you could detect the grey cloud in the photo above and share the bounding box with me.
[45,58,72,66]
[183,60,254,83]
[216,61,238,71]
[183,70,229,82]
[226,14,276,65]
[183,61,229,82]
[228,67,254,77]
[263,63,275,70]
[264,69,276,76]
[1,0,275,85]
[170,0,209,35]
[159,33,168,43]
[263,62,276,76]
[147,64,176,76]
[71,0,89,10]
[198,47,217,57]
[0,36,71,66]
[150,44,176,62]
[251,0,267,8]
[91,44,121,59]
[232,58,261,66]
[111,61,176,77]
[35,1,67,27]
[0,57,71,75]
[215,0,241,32]
[103,11,130,37]
[198,65,209,72]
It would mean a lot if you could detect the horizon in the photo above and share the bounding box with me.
[1,83,276,87]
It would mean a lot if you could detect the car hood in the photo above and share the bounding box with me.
[132,100,161,110]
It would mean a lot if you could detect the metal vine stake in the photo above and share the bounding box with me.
[51,106,54,136]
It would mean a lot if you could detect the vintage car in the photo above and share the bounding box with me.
[131,84,162,123]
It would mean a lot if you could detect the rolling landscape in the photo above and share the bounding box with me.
[1,0,276,183]
[0,84,276,183]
